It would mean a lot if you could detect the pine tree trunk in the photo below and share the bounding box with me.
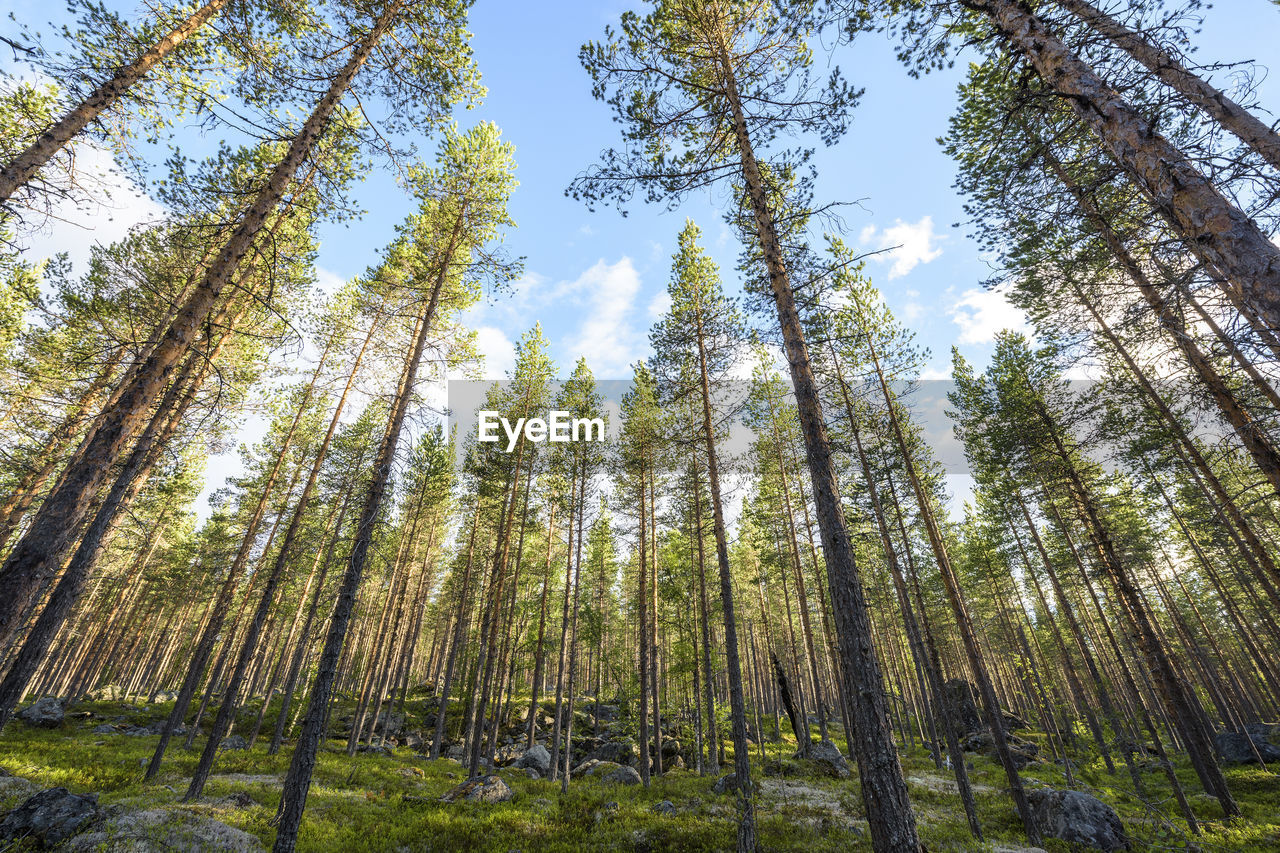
[636,467,652,786]
[714,28,920,853]
[525,500,557,748]
[0,0,393,654]
[0,0,231,204]
[273,303,435,851]
[1057,0,1280,171]
[1040,144,1280,498]
[693,298,755,850]
[969,0,1280,331]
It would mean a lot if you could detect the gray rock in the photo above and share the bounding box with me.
[0,787,99,847]
[1028,788,1129,852]
[572,758,604,776]
[123,720,186,737]
[805,740,851,779]
[16,697,64,729]
[601,765,642,785]
[941,679,983,739]
[151,691,178,703]
[91,724,117,734]
[961,731,1039,768]
[63,808,263,852]
[0,776,40,806]
[373,710,404,737]
[712,774,740,795]
[1244,721,1280,740]
[216,792,256,809]
[220,735,249,751]
[585,739,639,766]
[439,775,513,804]
[87,685,127,702]
[650,800,676,816]
[493,743,524,766]
[1214,730,1280,765]
[516,744,551,775]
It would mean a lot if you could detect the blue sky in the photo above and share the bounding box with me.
[13,1,1278,379]
[8,0,1280,513]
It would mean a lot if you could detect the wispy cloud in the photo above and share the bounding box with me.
[860,215,945,280]
[949,285,1031,344]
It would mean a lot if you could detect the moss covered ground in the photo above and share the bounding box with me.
[1,698,1277,851]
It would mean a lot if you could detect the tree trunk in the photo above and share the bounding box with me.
[0,0,231,204]
[970,0,1280,332]
[1057,0,1280,171]
[713,27,920,853]
[0,0,393,654]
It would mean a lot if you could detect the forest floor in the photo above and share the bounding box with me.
[1,696,1278,851]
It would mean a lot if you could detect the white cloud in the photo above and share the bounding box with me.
[563,257,646,376]
[949,286,1031,345]
[16,142,165,278]
[314,266,347,295]
[473,325,516,377]
[860,215,945,280]
[647,289,671,319]
[901,288,923,322]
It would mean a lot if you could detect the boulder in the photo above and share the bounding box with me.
[216,792,257,809]
[940,680,983,739]
[151,691,178,703]
[804,740,851,779]
[373,710,404,737]
[220,735,249,751]
[91,724,117,735]
[123,721,186,737]
[516,744,551,775]
[585,739,638,767]
[16,697,64,729]
[1214,730,1280,765]
[650,800,677,816]
[576,759,615,776]
[659,739,681,759]
[601,765,642,785]
[961,731,1040,769]
[0,776,40,806]
[1028,788,1129,852]
[88,685,127,702]
[439,775,513,804]
[1244,721,1280,740]
[493,743,524,766]
[63,808,263,852]
[712,774,740,795]
[0,787,99,848]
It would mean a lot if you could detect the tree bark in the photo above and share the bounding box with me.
[1056,0,1280,171]
[712,24,920,853]
[970,0,1280,333]
[0,0,231,204]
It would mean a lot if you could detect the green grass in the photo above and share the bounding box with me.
[1,701,1278,851]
